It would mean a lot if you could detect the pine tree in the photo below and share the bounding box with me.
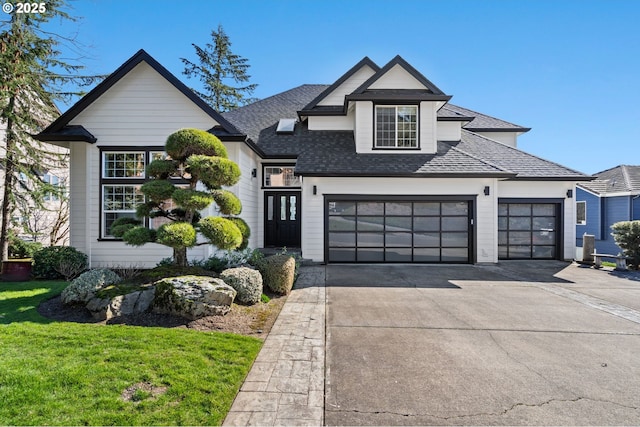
[111,128,250,267]
[181,24,258,112]
[0,1,100,260]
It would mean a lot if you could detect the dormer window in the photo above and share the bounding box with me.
[375,105,418,148]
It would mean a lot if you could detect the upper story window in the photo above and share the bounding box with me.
[375,105,418,148]
[576,201,586,225]
[42,173,64,201]
[263,166,301,187]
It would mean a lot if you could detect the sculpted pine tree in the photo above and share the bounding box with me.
[111,128,250,267]
[181,24,258,112]
[0,1,100,259]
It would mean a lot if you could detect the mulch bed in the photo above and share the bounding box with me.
[37,291,287,340]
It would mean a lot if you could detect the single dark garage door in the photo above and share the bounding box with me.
[326,197,472,263]
[498,202,561,259]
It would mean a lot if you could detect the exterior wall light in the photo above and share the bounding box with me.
[483,186,490,196]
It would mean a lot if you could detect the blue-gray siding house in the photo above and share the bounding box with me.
[576,165,640,255]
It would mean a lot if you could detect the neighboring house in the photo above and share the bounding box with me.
[576,165,640,255]
[0,109,70,246]
[36,49,591,267]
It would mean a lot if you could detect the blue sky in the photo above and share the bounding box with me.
[40,0,640,175]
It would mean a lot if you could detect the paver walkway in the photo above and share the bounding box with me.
[224,266,326,426]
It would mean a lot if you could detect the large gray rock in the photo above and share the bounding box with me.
[152,275,236,319]
[86,287,155,321]
[220,267,263,305]
[61,268,122,305]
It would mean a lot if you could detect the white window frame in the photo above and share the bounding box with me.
[101,184,145,237]
[576,201,587,225]
[102,151,146,179]
[374,105,419,149]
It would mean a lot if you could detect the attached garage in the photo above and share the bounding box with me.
[498,200,562,260]
[325,196,474,263]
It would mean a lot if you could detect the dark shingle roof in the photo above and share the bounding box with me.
[222,84,327,143]
[223,85,588,180]
[578,165,640,194]
[442,104,530,132]
[456,130,589,180]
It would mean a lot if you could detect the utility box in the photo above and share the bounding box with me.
[582,234,595,263]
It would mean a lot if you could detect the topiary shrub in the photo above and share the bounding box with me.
[33,246,88,280]
[611,220,640,269]
[60,268,122,305]
[255,254,296,295]
[220,267,263,305]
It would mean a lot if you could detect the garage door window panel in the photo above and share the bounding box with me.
[414,232,440,247]
[358,248,384,262]
[442,248,468,262]
[386,248,412,262]
[358,217,384,231]
[386,217,412,232]
[357,232,384,247]
[329,216,356,231]
[386,232,412,247]
[329,232,355,247]
[358,202,384,215]
[442,232,468,247]
[442,216,468,231]
[414,217,440,231]
[330,249,356,262]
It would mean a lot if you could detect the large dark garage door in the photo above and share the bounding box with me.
[326,197,473,263]
[498,201,561,259]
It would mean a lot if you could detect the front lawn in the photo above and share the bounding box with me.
[0,280,262,425]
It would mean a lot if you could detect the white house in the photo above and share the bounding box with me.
[37,50,591,267]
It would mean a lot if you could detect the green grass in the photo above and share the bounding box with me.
[0,280,262,425]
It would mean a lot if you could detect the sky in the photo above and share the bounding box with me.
[30,0,640,175]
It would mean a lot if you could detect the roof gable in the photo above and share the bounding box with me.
[301,57,380,112]
[38,49,243,140]
[349,55,449,100]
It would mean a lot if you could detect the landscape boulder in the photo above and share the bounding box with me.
[61,268,122,305]
[220,267,263,305]
[152,275,236,319]
[86,287,155,321]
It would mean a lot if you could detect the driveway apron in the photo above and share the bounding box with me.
[325,262,640,425]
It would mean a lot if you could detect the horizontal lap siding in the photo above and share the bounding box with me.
[68,61,219,267]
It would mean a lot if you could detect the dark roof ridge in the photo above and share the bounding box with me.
[351,55,448,96]
[301,57,380,110]
[40,49,243,137]
[461,129,590,178]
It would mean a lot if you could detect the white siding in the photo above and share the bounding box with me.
[354,101,373,153]
[317,65,377,106]
[437,121,462,141]
[419,101,437,154]
[475,131,519,147]
[307,113,354,131]
[497,180,576,260]
[69,62,217,146]
[301,177,496,263]
[67,60,225,268]
[369,64,425,90]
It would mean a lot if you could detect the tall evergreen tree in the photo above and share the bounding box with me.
[181,24,258,112]
[0,1,100,260]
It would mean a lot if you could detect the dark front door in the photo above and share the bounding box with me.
[265,192,301,247]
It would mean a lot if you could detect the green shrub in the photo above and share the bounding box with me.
[60,268,122,305]
[33,246,88,280]
[211,190,242,215]
[199,217,242,250]
[228,217,250,250]
[157,222,197,248]
[202,256,227,273]
[137,265,217,283]
[8,237,42,259]
[261,293,270,303]
[220,267,263,305]
[611,220,640,269]
[165,128,228,159]
[255,254,296,295]
[172,188,215,211]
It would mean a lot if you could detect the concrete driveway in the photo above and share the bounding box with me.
[325,261,640,425]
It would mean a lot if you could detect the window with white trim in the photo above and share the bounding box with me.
[576,201,586,225]
[42,173,63,201]
[102,184,145,237]
[375,105,418,148]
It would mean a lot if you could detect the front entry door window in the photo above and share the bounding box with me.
[265,192,301,247]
